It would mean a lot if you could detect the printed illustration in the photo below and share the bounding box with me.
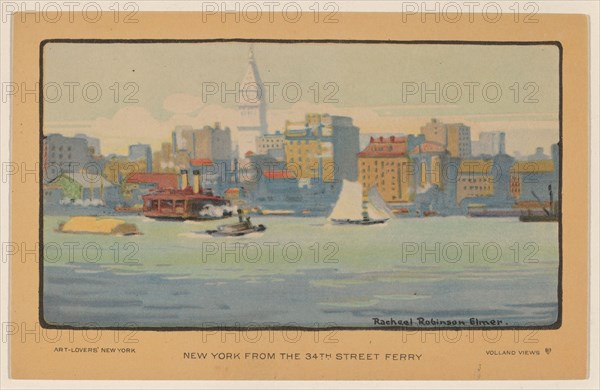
[41,41,561,329]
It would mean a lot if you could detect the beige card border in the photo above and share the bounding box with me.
[9,12,589,380]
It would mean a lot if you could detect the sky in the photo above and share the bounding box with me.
[42,42,560,156]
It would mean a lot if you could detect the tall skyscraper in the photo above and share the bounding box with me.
[237,47,268,156]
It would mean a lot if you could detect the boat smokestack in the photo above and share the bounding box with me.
[180,169,188,189]
[193,170,201,194]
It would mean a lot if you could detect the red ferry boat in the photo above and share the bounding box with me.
[142,169,231,220]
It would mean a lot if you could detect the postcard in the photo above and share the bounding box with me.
[5,6,590,382]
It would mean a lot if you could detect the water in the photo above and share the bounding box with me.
[42,215,559,328]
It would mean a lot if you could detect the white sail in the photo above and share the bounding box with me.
[328,180,365,221]
[367,186,394,220]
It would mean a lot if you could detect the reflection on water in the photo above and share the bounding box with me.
[42,215,559,328]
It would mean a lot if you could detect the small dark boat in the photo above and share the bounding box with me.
[331,218,386,226]
[206,209,266,237]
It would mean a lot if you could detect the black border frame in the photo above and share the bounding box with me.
[38,38,563,332]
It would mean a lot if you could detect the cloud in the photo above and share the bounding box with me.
[162,93,204,114]
[45,95,559,157]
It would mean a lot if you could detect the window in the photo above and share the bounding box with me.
[175,200,185,213]
[160,200,174,210]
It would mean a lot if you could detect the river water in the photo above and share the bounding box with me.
[42,215,559,328]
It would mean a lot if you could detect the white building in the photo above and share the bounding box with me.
[236,47,268,157]
[471,131,506,157]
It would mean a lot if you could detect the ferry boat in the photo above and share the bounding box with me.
[142,170,232,221]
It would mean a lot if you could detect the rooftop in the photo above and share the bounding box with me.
[125,172,178,189]
[358,136,407,158]
[511,160,555,174]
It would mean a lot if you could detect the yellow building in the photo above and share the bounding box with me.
[358,136,411,203]
[103,157,147,184]
[283,116,335,182]
[152,142,176,173]
[456,160,495,204]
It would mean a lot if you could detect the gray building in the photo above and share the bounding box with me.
[527,147,550,161]
[74,133,101,155]
[44,134,93,181]
[511,144,559,203]
[327,115,360,182]
[472,131,506,157]
[128,143,153,173]
[172,123,232,162]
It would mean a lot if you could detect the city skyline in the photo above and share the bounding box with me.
[43,42,559,156]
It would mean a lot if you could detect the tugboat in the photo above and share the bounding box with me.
[328,180,394,225]
[206,209,266,237]
[142,170,231,221]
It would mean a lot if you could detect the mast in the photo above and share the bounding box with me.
[361,184,369,221]
[548,184,553,215]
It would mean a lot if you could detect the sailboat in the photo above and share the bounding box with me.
[328,180,394,225]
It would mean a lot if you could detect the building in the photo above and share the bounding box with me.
[510,143,559,203]
[284,113,359,182]
[198,123,232,162]
[409,141,448,190]
[326,115,360,181]
[74,133,101,156]
[357,136,411,203]
[527,147,550,161]
[456,154,515,207]
[172,123,232,163]
[172,125,194,154]
[284,121,332,181]
[456,159,496,205]
[47,172,119,205]
[237,47,268,156]
[103,155,147,184]
[153,142,175,173]
[256,131,285,160]
[420,118,471,158]
[471,131,506,157]
[44,134,93,181]
[128,144,153,173]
